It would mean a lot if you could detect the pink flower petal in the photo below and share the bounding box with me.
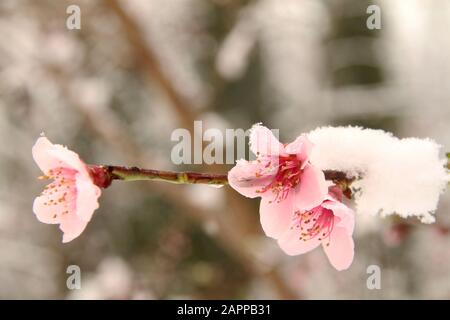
[227,159,277,198]
[47,148,90,178]
[75,173,101,222]
[249,124,284,156]
[32,137,63,174]
[259,192,295,239]
[323,226,355,271]
[277,224,321,255]
[59,213,89,243]
[322,199,355,233]
[33,194,63,224]
[284,135,313,166]
[32,178,77,224]
[295,165,328,211]
[32,137,90,177]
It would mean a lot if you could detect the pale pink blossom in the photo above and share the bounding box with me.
[278,192,355,271]
[32,136,101,243]
[228,124,329,239]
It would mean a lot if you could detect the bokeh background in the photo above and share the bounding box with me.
[0,0,449,299]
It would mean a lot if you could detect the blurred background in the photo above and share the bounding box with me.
[0,0,449,299]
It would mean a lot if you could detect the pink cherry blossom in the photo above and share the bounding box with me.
[228,124,329,239]
[32,136,101,243]
[278,192,355,271]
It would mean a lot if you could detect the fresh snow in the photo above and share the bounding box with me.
[307,126,449,223]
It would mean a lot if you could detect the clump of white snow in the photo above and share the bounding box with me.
[307,126,449,223]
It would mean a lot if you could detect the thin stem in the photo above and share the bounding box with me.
[105,165,353,187]
[110,166,229,186]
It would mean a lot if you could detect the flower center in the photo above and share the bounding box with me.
[39,167,77,219]
[293,206,335,246]
[256,154,302,203]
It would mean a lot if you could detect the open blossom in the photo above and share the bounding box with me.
[278,188,355,270]
[228,124,329,239]
[32,136,101,243]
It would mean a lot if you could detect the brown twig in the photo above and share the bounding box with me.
[91,164,354,189]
